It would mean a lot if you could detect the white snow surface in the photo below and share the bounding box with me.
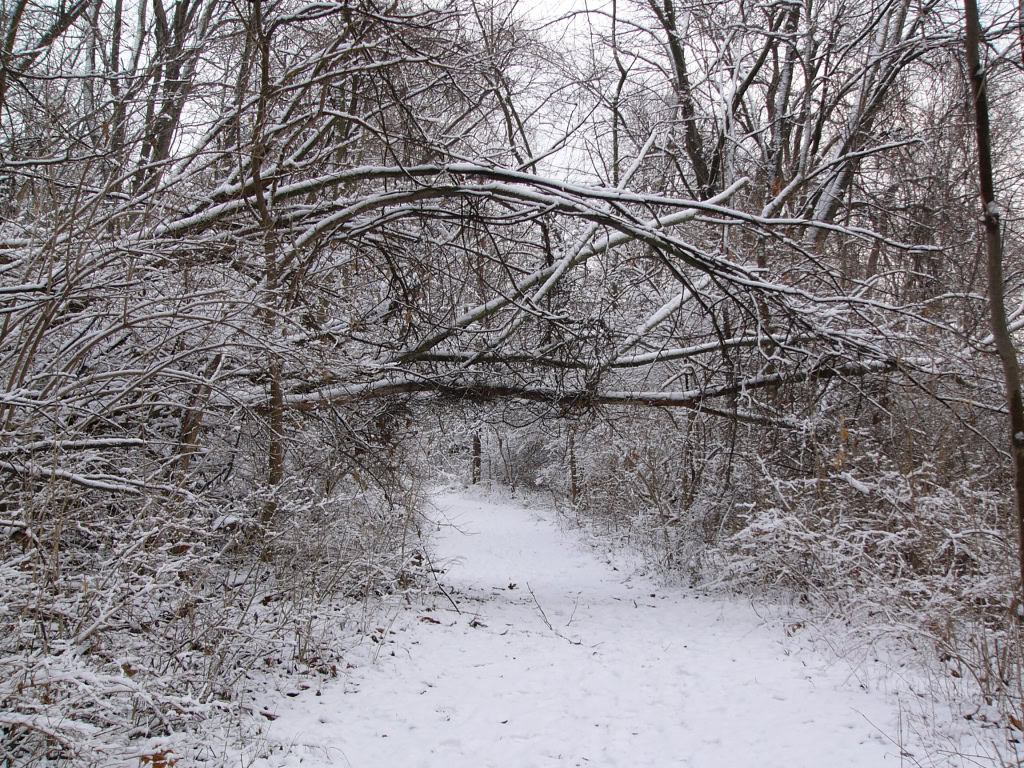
[248,490,963,767]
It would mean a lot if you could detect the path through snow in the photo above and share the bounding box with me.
[250,491,958,767]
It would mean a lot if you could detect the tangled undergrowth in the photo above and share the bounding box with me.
[0,477,429,767]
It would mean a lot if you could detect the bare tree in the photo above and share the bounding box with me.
[963,0,1024,604]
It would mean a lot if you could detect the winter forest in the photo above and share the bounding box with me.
[3,0,1024,762]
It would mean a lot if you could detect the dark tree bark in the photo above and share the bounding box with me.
[963,0,1024,606]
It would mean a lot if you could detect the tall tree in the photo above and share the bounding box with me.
[962,0,1024,604]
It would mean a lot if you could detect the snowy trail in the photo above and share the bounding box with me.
[251,491,925,767]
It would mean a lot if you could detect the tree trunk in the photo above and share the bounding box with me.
[963,0,1024,607]
[249,0,284,524]
[569,428,579,505]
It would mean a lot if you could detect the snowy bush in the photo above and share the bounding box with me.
[0,476,427,766]
[563,408,749,570]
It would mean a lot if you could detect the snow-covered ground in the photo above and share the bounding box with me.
[246,490,1004,767]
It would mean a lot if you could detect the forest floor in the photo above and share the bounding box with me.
[244,489,1013,767]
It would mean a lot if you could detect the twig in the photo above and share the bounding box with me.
[421,547,461,615]
[566,592,581,627]
[527,582,581,645]
[527,581,555,632]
